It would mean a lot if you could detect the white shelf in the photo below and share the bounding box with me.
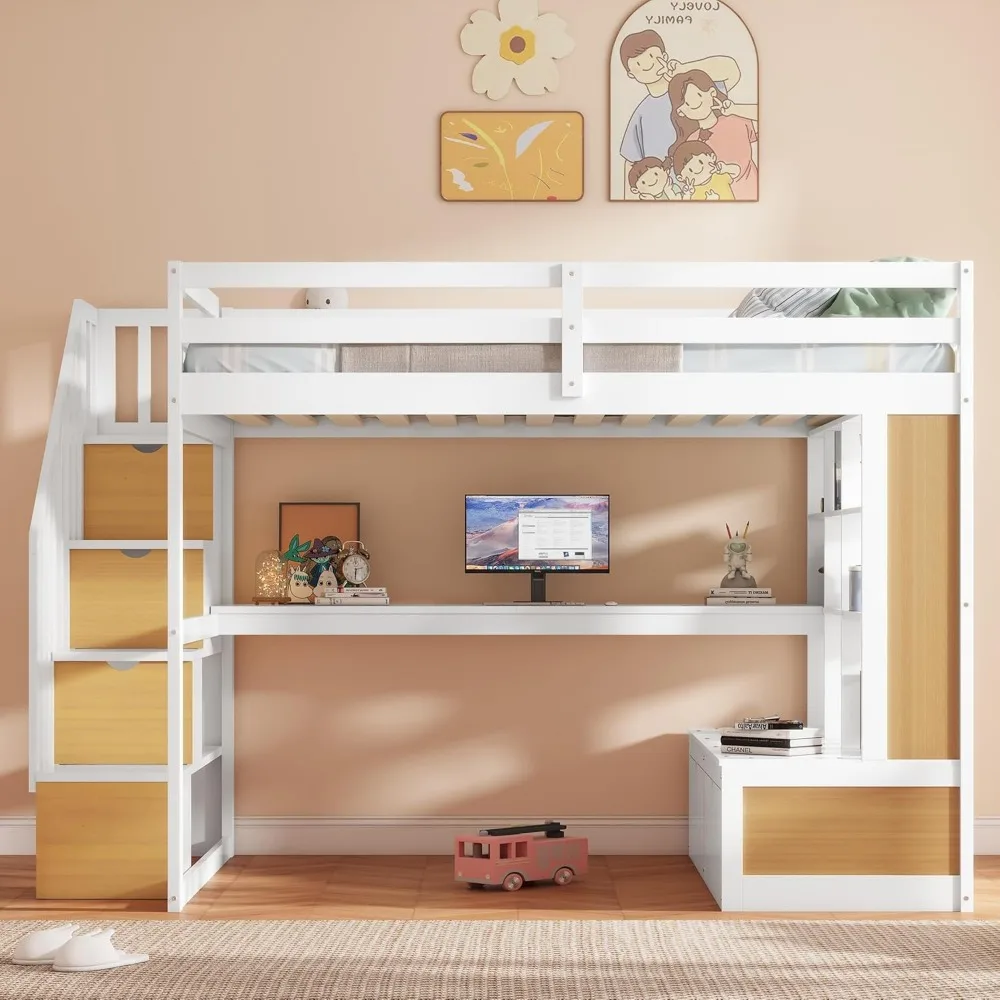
[34,746,224,784]
[52,640,221,662]
[808,506,862,521]
[69,539,209,550]
[690,731,959,787]
[206,604,823,637]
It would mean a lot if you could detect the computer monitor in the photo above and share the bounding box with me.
[465,495,610,602]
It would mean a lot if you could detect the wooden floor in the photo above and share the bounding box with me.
[2,856,999,920]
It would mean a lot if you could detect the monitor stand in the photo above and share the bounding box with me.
[507,571,549,605]
[484,571,583,606]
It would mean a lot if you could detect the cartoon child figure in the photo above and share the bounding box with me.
[618,29,739,191]
[627,156,688,200]
[670,140,741,200]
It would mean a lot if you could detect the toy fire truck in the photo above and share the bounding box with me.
[454,821,589,891]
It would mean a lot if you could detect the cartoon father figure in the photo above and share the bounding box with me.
[618,29,740,189]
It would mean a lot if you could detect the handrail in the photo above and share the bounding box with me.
[174,260,962,291]
[27,299,95,786]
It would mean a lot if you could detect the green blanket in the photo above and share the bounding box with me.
[822,257,956,318]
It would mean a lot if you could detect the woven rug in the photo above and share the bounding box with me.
[0,918,999,999]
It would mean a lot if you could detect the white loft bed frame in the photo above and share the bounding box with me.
[29,260,974,913]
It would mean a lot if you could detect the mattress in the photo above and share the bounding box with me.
[183,342,954,374]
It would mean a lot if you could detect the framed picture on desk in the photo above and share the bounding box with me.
[278,502,361,553]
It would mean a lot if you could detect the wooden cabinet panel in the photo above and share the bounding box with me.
[54,661,192,765]
[84,443,213,540]
[743,786,959,876]
[888,415,960,759]
[69,549,204,648]
[35,783,167,899]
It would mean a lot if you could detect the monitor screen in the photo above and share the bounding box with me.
[465,495,610,573]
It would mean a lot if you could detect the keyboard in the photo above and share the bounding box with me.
[482,601,586,606]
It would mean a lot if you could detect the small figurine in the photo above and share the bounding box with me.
[721,521,756,588]
[305,287,349,309]
[312,567,339,605]
[306,536,341,582]
[454,821,589,891]
[281,534,314,604]
[286,564,313,603]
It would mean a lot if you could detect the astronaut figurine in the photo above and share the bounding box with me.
[721,528,756,588]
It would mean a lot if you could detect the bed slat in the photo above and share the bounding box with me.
[326,415,363,427]
[426,415,457,427]
[376,415,410,427]
[275,415,318,427]
[666,415,705,426]
[760,415,805,426]
[573,415,604,426]
[620,415,653,427]
[525,415,554,426]
[714,415,754,426]
[227,415,270,427]
[476,415,505,427]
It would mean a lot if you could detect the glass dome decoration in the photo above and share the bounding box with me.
[253,549,289,605]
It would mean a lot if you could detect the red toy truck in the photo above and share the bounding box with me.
[454,821,589,891]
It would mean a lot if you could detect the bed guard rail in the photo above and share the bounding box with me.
[171,261,968,401]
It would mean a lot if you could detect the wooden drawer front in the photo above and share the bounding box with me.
[888,415,959,759]
[54,661,192,765]
[36,783,167,899]
[69,549,204,649]
[84,443,213,540]
[743,786,959,876]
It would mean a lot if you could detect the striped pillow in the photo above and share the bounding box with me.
[730,286,839,319]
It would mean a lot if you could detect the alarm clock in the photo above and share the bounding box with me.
[337,540,371,586]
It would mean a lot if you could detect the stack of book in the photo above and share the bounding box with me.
[318,587,389,606]
[719,716,823,756]
[705,587,774,605]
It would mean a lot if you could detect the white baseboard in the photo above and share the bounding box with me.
[738,875,959,913]
[974,817,1000,855]
[2,816,1000,858]
[235,816,689,856]
[0,818,35,855]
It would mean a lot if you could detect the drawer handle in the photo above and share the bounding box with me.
[106,661,138,672]
[131,444,163,454]
[120,549,151,559]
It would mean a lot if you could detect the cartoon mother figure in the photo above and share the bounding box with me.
[667,69,758,200]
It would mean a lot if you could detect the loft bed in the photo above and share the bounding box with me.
[29,260,973,914]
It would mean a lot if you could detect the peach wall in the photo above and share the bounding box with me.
[234,438,805,816]
[1,0,998,819]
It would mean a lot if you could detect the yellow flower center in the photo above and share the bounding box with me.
[499,25,536,65]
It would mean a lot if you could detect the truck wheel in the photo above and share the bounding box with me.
[502,872,524,892]
[553,867,574,886]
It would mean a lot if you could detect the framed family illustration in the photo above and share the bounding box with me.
[609,0,758,202]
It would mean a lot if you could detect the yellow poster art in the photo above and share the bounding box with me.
[440,111,584,202]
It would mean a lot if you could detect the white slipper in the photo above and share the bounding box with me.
[11,924,102,965]
[52,928,148,973]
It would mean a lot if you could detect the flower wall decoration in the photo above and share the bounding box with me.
[460,0,575,100]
